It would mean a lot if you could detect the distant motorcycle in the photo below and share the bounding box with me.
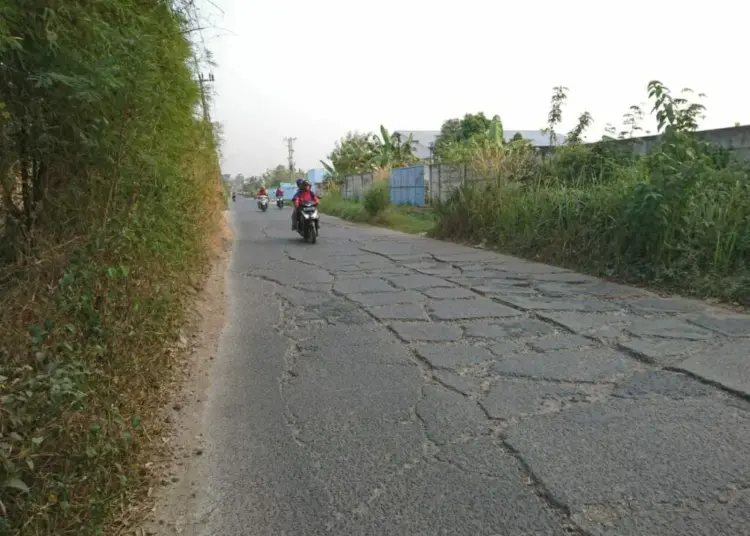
[295,200,319,244]
[276,196,284,209]
[257,195,269,212]
[232,193,236,202]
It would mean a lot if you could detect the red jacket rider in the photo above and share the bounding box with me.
[293,183,319,207]
[256,186,268,197]
[275,187,284,198]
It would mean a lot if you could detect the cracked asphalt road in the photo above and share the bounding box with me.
[190,198,750,536]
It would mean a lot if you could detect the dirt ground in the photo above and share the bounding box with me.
[130,210,232,536]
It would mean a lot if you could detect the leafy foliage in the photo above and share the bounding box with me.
[540,86,569,146]
[321,125,417,180]
[363,179,390,217]
[434,115,509,163]
[432,81,750,303]
[0,1,222,534]
[259,165,304,187]
[566,112,594,145]
[433,113,495,159]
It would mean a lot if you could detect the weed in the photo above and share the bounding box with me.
[363,180,390,217]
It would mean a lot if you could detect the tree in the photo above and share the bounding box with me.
[432,114,506,162]
[619,104,648,139]
[370,126,418,170]
[325,131,377,176]
[566,111,594,145]
[260,164,301,187]
[433,113,494,158]
[321,126,416,180]
[540,86,569,146]
[647,81,706,133]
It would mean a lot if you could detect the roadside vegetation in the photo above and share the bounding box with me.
[320,125,418,181]
[320,180,436,235]
[317,127,434,234]
[0,2,223,535]
[321,81,750,304]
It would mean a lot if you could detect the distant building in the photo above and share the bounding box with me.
[392,130,565,160]
[306,168,329,196]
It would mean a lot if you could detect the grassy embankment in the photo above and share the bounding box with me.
[431,132,750,304]
[0,2,224,534]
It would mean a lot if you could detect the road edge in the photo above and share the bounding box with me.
[132,210,234,535]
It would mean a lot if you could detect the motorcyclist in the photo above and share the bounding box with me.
[231,191,236,202]
[290,178,305,227]
[256,184,268,198]
[293,178,304,197]
[275,186,284,199]
[292,179,319,230]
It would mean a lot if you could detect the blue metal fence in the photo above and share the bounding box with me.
[389,165,425,206]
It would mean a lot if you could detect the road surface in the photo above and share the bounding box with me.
[189,197,750,535]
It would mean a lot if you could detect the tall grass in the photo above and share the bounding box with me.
[432,134,750,303]
[0,2,223,534]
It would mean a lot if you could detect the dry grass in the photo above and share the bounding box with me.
[0,155,224,535]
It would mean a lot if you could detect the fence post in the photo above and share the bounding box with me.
[438,164,442,203]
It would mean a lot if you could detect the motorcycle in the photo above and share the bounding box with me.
[296,201,320,244]
[276,196,284,209]
[257,195,269,212]
[232,193,236,202]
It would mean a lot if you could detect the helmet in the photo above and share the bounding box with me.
[296,178,304,188]
[302,179,311,188]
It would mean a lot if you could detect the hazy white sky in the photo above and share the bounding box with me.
[200,0,746,177]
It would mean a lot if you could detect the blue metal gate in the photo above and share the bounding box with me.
[389,165,425,206]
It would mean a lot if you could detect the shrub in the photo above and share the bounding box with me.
[432,82,750,303]
[363,179,390,216]
[0,1,222,534]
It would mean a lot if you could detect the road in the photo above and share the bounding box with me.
[190,197,750,536]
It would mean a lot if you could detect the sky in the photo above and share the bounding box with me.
[198,0,747,177]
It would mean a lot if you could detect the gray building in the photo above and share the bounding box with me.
[393,129,565,160]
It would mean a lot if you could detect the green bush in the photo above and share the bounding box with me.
[432,132,750,303]
[432,82,750,303]
[363,180,390,216]
[0,1,222,534]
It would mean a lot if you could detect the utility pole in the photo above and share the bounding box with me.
[283,137,297,183]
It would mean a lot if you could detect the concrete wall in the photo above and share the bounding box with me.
[339,165,478,204]
[339,126,750,205]
[427,164,488,203]
[340,172,375,200]
[587,125,750,161]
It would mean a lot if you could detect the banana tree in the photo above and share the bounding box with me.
[319,160,340,184]
[487,115,504,146]
[370,125,417,169]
